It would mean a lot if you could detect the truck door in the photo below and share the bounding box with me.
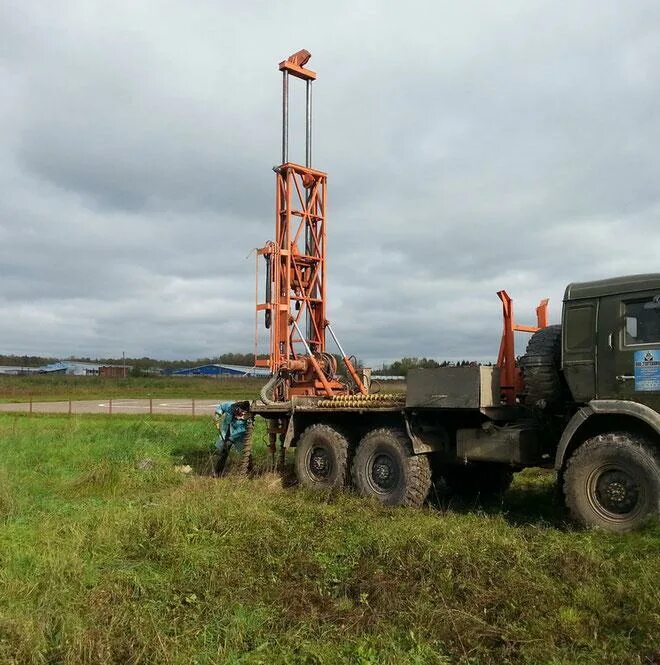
[597,291,660,409]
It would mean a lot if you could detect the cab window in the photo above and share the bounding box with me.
[564,304,595,352]
[624,296,660,345]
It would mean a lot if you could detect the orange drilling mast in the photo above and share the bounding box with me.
[255,50,366,401]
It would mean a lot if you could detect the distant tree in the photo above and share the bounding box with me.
[0,354,56,367]
[373,357,485,376]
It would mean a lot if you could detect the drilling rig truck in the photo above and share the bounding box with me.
[248,50,660,533]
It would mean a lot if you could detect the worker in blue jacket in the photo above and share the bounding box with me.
[212,400,250,476]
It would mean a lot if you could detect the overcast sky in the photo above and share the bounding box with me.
[1,1,659,366]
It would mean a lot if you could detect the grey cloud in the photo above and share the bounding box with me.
[0,1,659,363]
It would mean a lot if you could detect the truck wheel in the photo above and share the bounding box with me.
[520,325,565,409]
[294,424,350,490]
[564,432,660,532]
[352,428,431,507]
[442,463,514,499]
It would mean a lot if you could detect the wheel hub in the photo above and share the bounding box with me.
[309,446,331,479]
[371,453,398,491]
[594,469,639,515]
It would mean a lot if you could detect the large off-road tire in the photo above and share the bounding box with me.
[563,432,660,532]
[520,324,565,409]
[294,423,350,490]
[352,428,431,507]
[441,463,514,499]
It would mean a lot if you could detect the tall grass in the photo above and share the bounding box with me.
[0,414,657,664]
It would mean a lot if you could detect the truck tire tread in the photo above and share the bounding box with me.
[295,423,350,489]
[563,431,660,532]
[352,428,431,507]
[520,324,565,409]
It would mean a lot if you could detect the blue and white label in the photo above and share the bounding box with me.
[634,350,660,392]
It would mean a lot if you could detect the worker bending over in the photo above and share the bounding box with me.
[212,400,251,476]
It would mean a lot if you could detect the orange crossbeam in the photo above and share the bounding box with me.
[279,49,316,81]
[497,291,549,405]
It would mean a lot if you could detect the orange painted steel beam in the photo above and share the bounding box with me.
[536,298,549,328]
[497,291,549,405]
[279,49,316,80]
[255,160,339,394]
[254,51,366,398]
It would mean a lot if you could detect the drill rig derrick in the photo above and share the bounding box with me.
[255,51,367,402]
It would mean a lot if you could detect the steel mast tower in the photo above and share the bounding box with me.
[255,50,366,399]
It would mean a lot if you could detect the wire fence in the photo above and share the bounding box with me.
[0,397,221,417]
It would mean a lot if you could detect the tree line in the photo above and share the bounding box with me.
[0,353,268,371]
[372,357,490,376]
[0,353,488,378]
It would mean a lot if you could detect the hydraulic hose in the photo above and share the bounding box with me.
[259,371,291,408]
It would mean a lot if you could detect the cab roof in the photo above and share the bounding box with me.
[564,273,660,301]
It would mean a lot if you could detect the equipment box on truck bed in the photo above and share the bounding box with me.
[406,366,501,410]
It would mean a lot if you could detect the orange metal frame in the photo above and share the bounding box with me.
[497,291,549,405]
[256,163,337,393]
[255,51,366,398]
[278,49,317,81]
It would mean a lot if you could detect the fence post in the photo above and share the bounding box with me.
[29,395,33,416]
[192,398,196,417]
[149,396,153,416]
[109,398,112,415]
[68,399,72,416]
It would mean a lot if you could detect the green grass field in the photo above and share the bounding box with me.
[0,414,657,664]
[0,376,267,403]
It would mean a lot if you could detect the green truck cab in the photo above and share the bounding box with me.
[562,273,660,408]
[550,274,660,531]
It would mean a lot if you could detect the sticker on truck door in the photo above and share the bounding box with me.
[634,350,660,391]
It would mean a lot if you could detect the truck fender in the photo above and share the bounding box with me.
[554,400,660,470]
[554,407,593,470]
[588,399,660,432]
